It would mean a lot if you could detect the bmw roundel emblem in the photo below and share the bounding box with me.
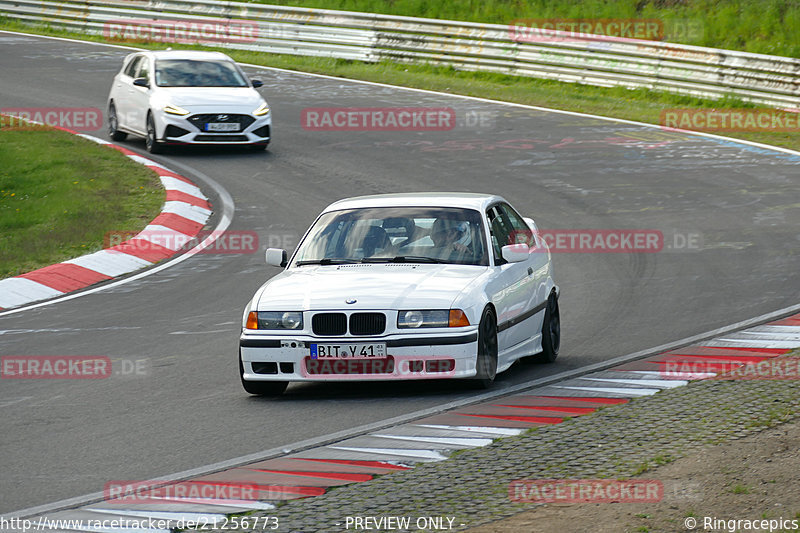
[345,298,357,305]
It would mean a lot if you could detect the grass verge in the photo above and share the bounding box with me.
[0,124,164,278]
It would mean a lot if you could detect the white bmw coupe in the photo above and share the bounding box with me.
[106,50,271,153]
[240,193,560,395]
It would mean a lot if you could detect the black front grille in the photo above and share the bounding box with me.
[252,125,270,138]
[312,313,347,336]
[349,313,386,336]
[188,113,256,132]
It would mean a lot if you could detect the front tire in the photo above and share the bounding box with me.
[145,113,165,154]
[107,103,127,141]
[473,307,498,389]
[535,293,560,363]
[239,356,288,396]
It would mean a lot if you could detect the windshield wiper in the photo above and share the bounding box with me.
[386,256,448,264]
[295,258,359,266]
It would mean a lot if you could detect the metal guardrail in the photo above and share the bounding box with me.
[2,0,799,109]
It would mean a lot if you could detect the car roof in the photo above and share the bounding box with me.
[136,50,235,62]
[323,192,507,212]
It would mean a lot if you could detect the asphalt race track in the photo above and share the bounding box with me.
[1,32,798,514]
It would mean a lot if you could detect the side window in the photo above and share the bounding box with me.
[135,58,150,82]
[487,205,513,264]
[123,56,142,78]
[498,203,534,247]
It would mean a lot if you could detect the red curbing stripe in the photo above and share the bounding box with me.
[150,213,204,236]
[248,469,373,482]
[18,263,112,292]
[459,413,564,424]
[177,480,325,497]
[108,239,175,263]
[166,190,212,209]
[291,458,411,471]
[535,396,630,405]
[492,404,596,415]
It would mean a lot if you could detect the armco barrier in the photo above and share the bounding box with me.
[1,0,798,109]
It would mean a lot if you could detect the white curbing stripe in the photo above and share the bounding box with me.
[135,225,195,251]
[371,434,494,447]
[126,155,170,171]
[0,278,63,308]
[328,446,448,461]
[553,386,661,396]
[415,424,525,436]
[65,250,152,277]
[705,339,800,349]
[579,377,689,388]
[161,202,213,223]
[158,176,206,199]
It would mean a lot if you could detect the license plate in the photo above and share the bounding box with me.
[310,343,386,359]
[205,122,239,132]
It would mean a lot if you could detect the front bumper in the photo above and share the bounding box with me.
[240,329,479,382]
[160,112,271,145]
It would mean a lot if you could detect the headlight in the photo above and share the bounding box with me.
[397,309,471,328]
[163,104,190,116]
[253,103,270,116]
[245,311,303,330]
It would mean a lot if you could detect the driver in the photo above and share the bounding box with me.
[430,218,471,260]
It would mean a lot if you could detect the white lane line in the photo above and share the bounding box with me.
[0,278,63,308]
[65,250,151,277]
[553,386,661,396]
[371,434,494,447]
[579,377,689,388]
[328,446,448,461]
[415,424,524,436]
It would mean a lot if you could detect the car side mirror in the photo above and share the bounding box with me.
[501,243,530,263]
[251,79,263,88]
[132,78,150,88]
[266,248,287,267]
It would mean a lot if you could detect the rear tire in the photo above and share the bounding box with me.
[239,355,287,396]
[108,103,127,141]
[472,307,498,389]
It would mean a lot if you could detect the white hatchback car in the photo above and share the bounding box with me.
[106,50,271,153]
[240,193,560,396]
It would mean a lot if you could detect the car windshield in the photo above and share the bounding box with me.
[293,207,489,266]
[154,59,248,87]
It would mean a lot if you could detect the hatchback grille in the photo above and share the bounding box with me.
[188,113,255,132]
[312,313,347,336]
[349,313,386,336]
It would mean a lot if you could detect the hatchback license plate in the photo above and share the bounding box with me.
[310,343,386,359]
[206,122,239,132]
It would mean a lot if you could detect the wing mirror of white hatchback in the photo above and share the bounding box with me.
[501,243,530,263]
[266,248,287,267]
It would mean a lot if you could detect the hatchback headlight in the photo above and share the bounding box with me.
[253,103,270,116]
[246,311,303,330]
[163,104,190,116]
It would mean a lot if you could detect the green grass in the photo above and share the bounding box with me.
[258,0,800,57]
[0,124,164,278]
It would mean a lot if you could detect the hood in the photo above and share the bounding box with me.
[155,87,265,109]
[255,264,486,311]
